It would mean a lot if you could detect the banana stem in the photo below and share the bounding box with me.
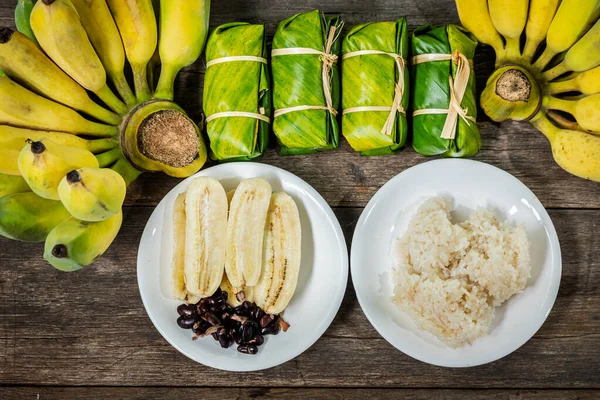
[522,38,540,63]
[86,123,119,138]
[87,137,119,154]
[111,156,142,187]
[96,84,129,115]
[84,101,122,126]
[544,61,570,82]
[132,63,152,103]
[95,148,122,168]
[154,64,178,101]
[110,71,137,110]
[546,78,577,95]
[544,95,576,115]
[531,112,559,141]
[532,48,556,72]
[504,36,522,61]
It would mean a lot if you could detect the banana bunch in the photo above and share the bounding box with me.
[456,0,600,181]
[0,0,211,271]
[172,177,302,316]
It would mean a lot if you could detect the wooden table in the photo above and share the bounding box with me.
[1,1,599,398]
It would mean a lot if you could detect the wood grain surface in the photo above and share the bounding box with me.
[0,0,599,398]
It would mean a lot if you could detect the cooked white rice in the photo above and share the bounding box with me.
[392,197,531,348]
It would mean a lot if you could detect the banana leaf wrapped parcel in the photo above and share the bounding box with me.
[203,23,271,161]
[411,24,481,157]
[341,18,409,155]
[271,10,343,155]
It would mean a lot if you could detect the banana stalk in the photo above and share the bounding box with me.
[546,66,600,95]
[488,0,529,60]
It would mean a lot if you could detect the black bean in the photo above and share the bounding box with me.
[219,335,231,349]
[177,315,195,329]
[261,322,280,336]
[241,322,254,343]
[250,334,264,346]
[211,332,218,340]
[192,323,205,335]
[237,344,258,354]
[197,303,208,314]
[220,290,228,302]
[241,301,252,311]
[203,312,220,326]
[251,307,265,321]
[177,304,194,316]
[260,314,274,328]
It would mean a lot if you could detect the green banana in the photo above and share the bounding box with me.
[44,211,123,271]
[0,174,30,198]
[0,192,71,242]
[154,0,210,100]
[14,0,38,44]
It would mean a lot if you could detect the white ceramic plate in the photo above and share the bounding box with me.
[351,159,561,367]
[138,163,348,371]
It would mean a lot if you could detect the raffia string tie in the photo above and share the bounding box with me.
[206,55,267,68]
[341,50,406,136]
[411,50,475,140]
[271,23,343,118]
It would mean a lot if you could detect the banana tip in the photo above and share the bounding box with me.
[51,244,68,259]
[41,0,57,5]
[0,28,13,44]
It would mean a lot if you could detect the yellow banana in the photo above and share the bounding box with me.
[252,192,302,315]
[0,192,71,242]
[69,0,137,109]
[544,18,600,80]
[106,0,157,102]
[154,0,210,100]
[44,211,123,271]
[544,94,600,133]
[18,139,99,200]
[523,0,561,61]
[30,0,128,115]
[488,0,529,60]
[225,178,272,289]
[532,113,600,181]
[0,77,117,137]
[0,126,117,154]
[534,0,600,70]
[184,177,228,298]
[547,66,600,95]
[0,148,21,175]
[0,174,30,198]
[455,0,504,57]
[0,28,121,125]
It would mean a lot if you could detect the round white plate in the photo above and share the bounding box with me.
[351,159,561,367]
[138,163,348,371]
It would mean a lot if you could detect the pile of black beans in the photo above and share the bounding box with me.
[176,288,288,355]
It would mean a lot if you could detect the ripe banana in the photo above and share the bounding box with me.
[455,0,504,58]
[544,94,600,133]
[0,77,117,137]
[0,28,120,125]
[523,0,561,61]
[252,192,301,315]
[171,192,201,303]
[547,66,600,95]
[18,139,99,200]
[69,0,137,109]
[58,167,126,222]
[544,18,600,80]
[0,192,71,242]
[106,0,157,102]
[532,113,600,181]
[488,0,529,60]
[184,177,228,298]
[0,174,30,198]
[154,0,210,100]
[0,148,22,175]
[44,211,123,271]
[534,0,600,70]
[225,178,272,289]
[0,126,117,154]
[30,0,128,115]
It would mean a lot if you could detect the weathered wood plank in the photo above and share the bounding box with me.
[0,208,598,388]
[1,387,599,400]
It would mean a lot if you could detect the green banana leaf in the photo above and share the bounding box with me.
[411,24,481,158]
[341,18,409,156]
[15,0,38,45]
[271,10,342,155]
[203,23,271,161]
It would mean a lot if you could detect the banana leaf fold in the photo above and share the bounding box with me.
[411,24,481,158]
[271,10,343,155]
[203,23,271,161]
[341,18,409,155]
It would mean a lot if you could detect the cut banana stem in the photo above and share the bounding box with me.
[253,192,301,315]
[547,66,600,95]
[225,178,273,289]
[184,177,228,298]
[523,0,561,61]
[110,157,142,187]
[95,148,122,168]
[544,94,600,133]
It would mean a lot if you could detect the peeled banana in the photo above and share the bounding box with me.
[0,192,71,242]
[171,192,200,303]
[253,192,302,315]
[0,174,30,198]
[0,28,121,125]
[30,0,128,115]
[44,211,123,271]
[488,0,529,59]
[18,139,99,200]
[106,0,157,102]
[58,167,126,222]
[544,94,600,133]
[154,0,210,100]
[0,77,117,137]
[184,177,228,298]
[225,178,272,289]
